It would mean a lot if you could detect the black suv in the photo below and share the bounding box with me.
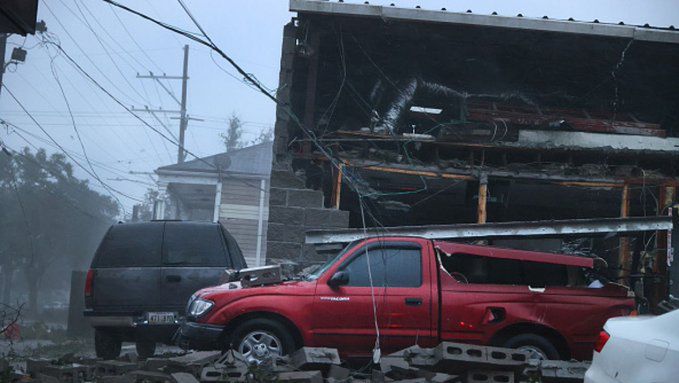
[84,221,246,359]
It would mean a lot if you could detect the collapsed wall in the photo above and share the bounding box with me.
[266,1,679,281]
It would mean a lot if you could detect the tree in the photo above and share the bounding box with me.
[135,188,159,221]
[250,126,273,146]
[220,113,244,152]
[0,148,118,313]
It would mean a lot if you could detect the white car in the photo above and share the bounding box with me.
[585,309,679,383]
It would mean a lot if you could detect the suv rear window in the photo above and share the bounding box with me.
[93,223,163,267]
[163,223,228,267]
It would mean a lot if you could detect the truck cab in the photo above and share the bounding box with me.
[178,236,633,363]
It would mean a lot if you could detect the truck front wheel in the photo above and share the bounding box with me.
[230,318,295,364]
[502,333,560,360]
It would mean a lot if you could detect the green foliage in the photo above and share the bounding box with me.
[0,147,119,310]
[220,113,244,153]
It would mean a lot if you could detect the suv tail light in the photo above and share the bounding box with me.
[594,330,610,353]
[84,269,95,307]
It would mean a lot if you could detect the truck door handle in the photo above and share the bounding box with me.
[405,298,422,306]
[165,275,181,283]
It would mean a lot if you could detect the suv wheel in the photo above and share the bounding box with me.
[136,340,156,359]
[95,329,122,360]
[502,333,560,360]
[230,318,295,365]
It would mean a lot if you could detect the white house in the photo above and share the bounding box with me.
[154,142,272,267]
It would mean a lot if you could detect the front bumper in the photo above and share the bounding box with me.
[174,321,225,350]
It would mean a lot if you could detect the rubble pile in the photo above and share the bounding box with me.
[13,342,590,383]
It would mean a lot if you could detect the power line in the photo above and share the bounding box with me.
[39,36,269,194]
[2,84,143,210]
[42,2,144,106]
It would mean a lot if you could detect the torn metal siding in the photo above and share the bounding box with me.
[305,216,673,244]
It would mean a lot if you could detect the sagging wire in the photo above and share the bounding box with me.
[2,85,141,215]
[45,43,129,215]
[358,195,381,363]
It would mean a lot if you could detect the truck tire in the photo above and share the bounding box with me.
[502,333,560,360]
[136,340,156,359]
[95,329,122,360]
[230,318,296,364]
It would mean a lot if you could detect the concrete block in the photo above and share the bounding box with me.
[304,208,350,228]
[290,347,340,371]
[269,188,288,206]
[465,370,515,383]
[392,345,439,367]
[286,189,324,208]
[35,373,60,383]
[98,375,135,383]
[485,345,529,370]
[41,364,88,383]
[301,245,328,263]
[200,366,247,382]
[433,342,487,373]
[26,359,51,376]
[539,360,590,383]
[239,265,282,288]
[380,356,428,380]
[130,370,174,383]
[166,351,221,376]
[271,170,306,189]
[268,222,305,243]
[267,241,301,260]
[269,206,304,225]
[171,372,199,383]
[143,358,170,371]
[276,370,323,383]
[325,365,351,382]
[96,361,138,376]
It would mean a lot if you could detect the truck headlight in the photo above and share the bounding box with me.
[188,298,214,317]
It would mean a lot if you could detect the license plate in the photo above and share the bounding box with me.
[147,312,177,325]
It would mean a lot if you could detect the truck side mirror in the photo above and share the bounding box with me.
[328,271,349,288]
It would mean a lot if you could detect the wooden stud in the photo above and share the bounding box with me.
[331,163,344,209]
[618,184,631,284]
[477,174,488,224]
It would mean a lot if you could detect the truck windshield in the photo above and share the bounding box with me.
[305,241,358,281]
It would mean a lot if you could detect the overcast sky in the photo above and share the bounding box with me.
[1,0,678,216]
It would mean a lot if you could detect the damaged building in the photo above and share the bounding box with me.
[266,0,679,309]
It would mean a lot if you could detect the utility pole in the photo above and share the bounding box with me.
[133,44,199,164]
[178,44,189,163]
[0,34,7,96]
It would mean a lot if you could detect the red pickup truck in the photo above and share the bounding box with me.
[177,236,634,363]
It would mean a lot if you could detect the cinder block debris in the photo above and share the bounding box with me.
[290,347,341,371]
[539,360,590,383]
[98,374,135,383]
[166,351,222,375]
[325,365,351,383]
[433,342,488,373]
[9,342,591,383]
[276,370,324,383]
[41,364,88,383]
[26,358,51,376]
[465,370,515,383]
[130,370,174,383]
[432,342,530,373]
[170,372,200,383]
[96,360,139,376]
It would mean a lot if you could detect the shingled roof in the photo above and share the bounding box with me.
[156,141,272,176]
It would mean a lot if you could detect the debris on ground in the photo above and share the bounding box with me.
[8,341,591,383]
